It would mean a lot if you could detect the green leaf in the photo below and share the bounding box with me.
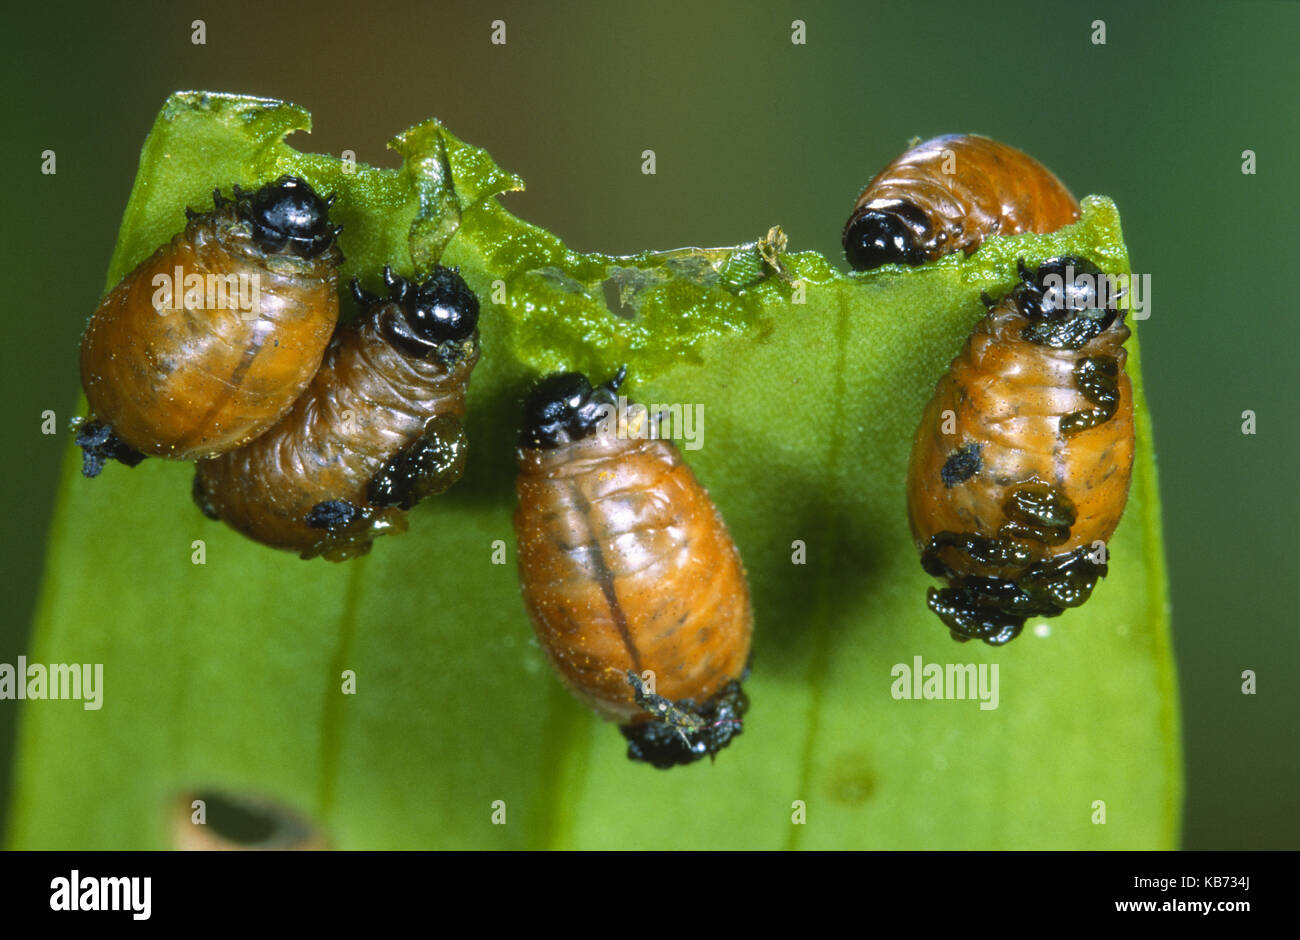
[9,92,1179,849]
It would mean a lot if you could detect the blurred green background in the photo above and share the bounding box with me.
[1,0,1295,848]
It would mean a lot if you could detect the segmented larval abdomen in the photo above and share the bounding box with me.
[846,134,1080,269]
[195,309,476,554]
[515,435,752,723]
[80,208,339,459]
[908,305,1133,578]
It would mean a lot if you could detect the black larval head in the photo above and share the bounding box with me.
[234,175,339,259]
[519,366,627,449]
[843,201,930,271]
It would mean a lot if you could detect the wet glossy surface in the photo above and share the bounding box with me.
[515,434,752,723]
[844,134,1080,269]
[195,303,478,558]
[80,204,341,459]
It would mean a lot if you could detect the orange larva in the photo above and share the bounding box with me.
[843,134,1079,271]
[77,175,342,475]
[907,256,1134,645]
[192,265,480,561]
[513,370,752,768]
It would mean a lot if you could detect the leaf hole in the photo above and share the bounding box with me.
[172,790,327,850]
[602,278,636,319]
